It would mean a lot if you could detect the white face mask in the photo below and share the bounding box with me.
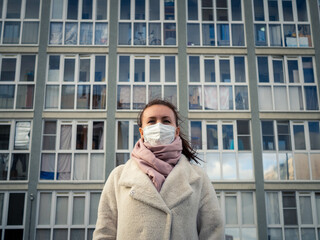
[143,123,176,146]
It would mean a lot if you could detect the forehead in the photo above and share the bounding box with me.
[142,104,175,120]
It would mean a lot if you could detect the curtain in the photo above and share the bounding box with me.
[22,22,39,44]
[45,85,59,109]
[274,86,288,110]
[49,23,62,44]
[299,196,313,224]
[220,86,232,110]
[60,125,72,150]
[65,23,78,45]
[57,154,71,180]
[266,192,280,224]
[204,86,217,110]
[14,122,31,150]
[0,85,15,109]
[225,196,238,224]
[55,197,68,224]
[118,85,130,108]
[241,192,254,224]
[40,153,55,180]
[90,154,104,180]
[38,193,52,225]
[80,23,93,45]
[95,23,108,45]
[269,24,282,46]
[73,154,87,180]
[289,86,303,110]
[258,86,272,110]
[3,22,20,44]
[133,86,146,106]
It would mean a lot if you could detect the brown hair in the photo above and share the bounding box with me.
[137,99,201,164]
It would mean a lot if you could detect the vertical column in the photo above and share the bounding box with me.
[24,0,51,239]
[243,1,268,240]
[105,0,119,176]
[177,0,189,133]
[309,0,320,99]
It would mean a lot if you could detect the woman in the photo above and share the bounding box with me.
[93,99,224,240]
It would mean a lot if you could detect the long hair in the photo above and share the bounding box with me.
[137,99,201,164]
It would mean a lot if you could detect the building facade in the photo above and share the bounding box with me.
[0,0,320,239]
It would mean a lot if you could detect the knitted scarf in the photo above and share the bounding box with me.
[131,136,182,192]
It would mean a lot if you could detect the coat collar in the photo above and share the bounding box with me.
[118,155,201,213]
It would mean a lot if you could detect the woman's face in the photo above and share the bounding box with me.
[139,104,180,140]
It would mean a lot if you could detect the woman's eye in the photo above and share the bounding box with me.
[164,120,171,124]
[148,120,155,124]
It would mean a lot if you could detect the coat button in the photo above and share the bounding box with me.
[130,190,135,196]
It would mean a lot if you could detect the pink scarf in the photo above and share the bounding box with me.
[131,136,182,192]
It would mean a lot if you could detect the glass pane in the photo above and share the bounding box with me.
[301,229,316,240]
[61,85,75,109]
[0,125,10,150]
[277,121,291,151]
[189,86,202,110]
[316,193,320,224]
[150,59,160,82]
[295,153,310,180]
[89,193,101,224]
[234,57,245,82]
[93,85,106,109]
[57,154,71,180]
[263,153,278,180]
[279,153,294,180]
[293,125,305,150]
[55,196,68,224]
[283,0,293,21]
[16,85,34,109]
[0,154,8,180]
[257,57,269,82]
[0,85,15,109]
[45,85,59,109]
[310,154,320,180]
[298,25,311,47]
[119,23,131,45]
[80,23,93,45]
[79,59,90,79]
[92,122,104,150]
[119,56,130,82]
[268,228,283,240]
[95,23,108,45]
[288,60,299,83]
[149,0,159,20]
[203,86,217,110]
[304,86,319,110]
[73,197,85,224]
[20,56,35,82]
[48,56,60,82]
[268,0,279,21]
[22,22,39,44]
[1,59,16,81]
[82,0,92,19]
[134,59,145,82]
[65,23,78,45]
[207,125,218,150]
[133,23,146,45]
[232,24,244,46]
[90,154,104,180]
[187,24,200,46]
[284,24,297,47]
[116,153,130,166]
[241,192,254,224]
[96,0,107,20]
[67,0,78,19]
[77,85,91,109]
[289,86,303,110]
[274,87,288,110]
[225,196,238,224]
[266,192,280,224]
[284,228,299,239]
[188,0,198,20]
[117,85,130,109]
[202,24,215,46]
[255,24,267,46]
[52,0,63,19]
[133,85,146,109]
[7,0,21,18]
[38,193,52,225]
[220,59,230,82]
[269,24,282,46]
[296,0,308,21]
[149,23,161,45]
[223,125,234,150]
[148,85,161,100]
[217,24,230,46]
[120,0,130,19]
[225,228,240,240]
[49,23,63,44]
[239,153,253,179]
[15,121,31,150]
[76,125,88,150]
[7,193,25,225]
[40,153,55,180]
[302,57,314,83]
[60,125,72,150]
[254,0,264,20]
[164,0,175,20]
[64,59,75,82]
[231,0,241,20]
[220,86,233,110]
[204,59,215,82]
[164,23,176,45]
[299,196,313,224]
[206,153,220,180]
[3,22,20,44]
[36,230,51,240]
[273,60,284,83]
[309,122,320,150]
[71,229,85,240]
[117,121,129,149]
[164,86,177,106]
[235,86,248,110]
[190,121,202,149]
[189,56,200,82]
[242,228,257,240]
[135,0,145,20]
[222,153,236,179]
[165,56,175,82]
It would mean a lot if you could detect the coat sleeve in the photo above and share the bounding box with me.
[197,171,225,240]
[93,168,119,240]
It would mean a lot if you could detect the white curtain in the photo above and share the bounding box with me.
[225,196,238,224]
[65,23,78,45]
[133,86,146,105]
[95,23,108,45]
[204,86,217,110]
[49,23,62,44]
[73,154,88,180]
[3,22,20,44]
[220,86,232,110]
[45,85,59,108]
[60,125,72,150]
[90,154,104,180]
[119,85,130,105]
[241,192,254,224]
[289,87,303,110]
[57,154,71,180]
[258,86,272,110]
[80,23,93,45]
[55,196,68,224]
[38,193,52,225]
[14,122,31,150]
[274,86,288,110]
[269,25,282,46]
[266,192,280,224]
[299,196,313,224]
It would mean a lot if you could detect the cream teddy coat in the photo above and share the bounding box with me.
[93,155,224,240]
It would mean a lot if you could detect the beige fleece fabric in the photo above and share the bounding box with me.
[93,155,224,240]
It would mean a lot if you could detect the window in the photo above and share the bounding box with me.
[190,120,254,180]
[0,121,31,181]
[40,120,105,181]
[187,0,245,46]
[49,0,108,45]
[45,54,107,110]
[36,191,101,240]
[118,0,176,46]
[189,55,249,111]
[0,55,36,110]
[218,191,257,240]
[261,120,320,181]
[257,56,319,111]
[0,0,40,44]
[116,120,140,166]
[117,55,177,110]
[0,192,26,240]
[253,0,312,47]
[266,191,320,240]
